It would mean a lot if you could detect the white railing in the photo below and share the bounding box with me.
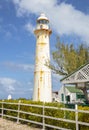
[0,101,89,130]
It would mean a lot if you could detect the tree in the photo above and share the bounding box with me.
[50,38,89,103]
[51,38,89,75]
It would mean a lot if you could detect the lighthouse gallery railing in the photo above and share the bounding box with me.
[0,101,89,130]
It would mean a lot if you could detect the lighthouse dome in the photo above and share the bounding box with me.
[37,13,49,22]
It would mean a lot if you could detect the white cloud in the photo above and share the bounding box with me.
[0,77,33,99]
[25,23,34,34]
[0,23,18,39]
[0,77,19,94]
[5,31,12,38]
[0,78,16,85]
[12,0,89,44]
[3,62,34,72]
[8,24,18,32]
[13,0,56,16]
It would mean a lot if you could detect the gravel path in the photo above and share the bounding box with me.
[0,118,41,130]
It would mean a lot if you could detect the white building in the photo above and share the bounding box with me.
[60,62,89,104]
[59,86,85,103]
[7,94,12,100]
[33,13,52,102]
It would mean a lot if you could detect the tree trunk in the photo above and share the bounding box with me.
[81,87,89,104]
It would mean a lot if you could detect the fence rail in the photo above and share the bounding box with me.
[0,101,89,130]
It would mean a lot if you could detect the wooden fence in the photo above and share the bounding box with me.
[0,101,89,130]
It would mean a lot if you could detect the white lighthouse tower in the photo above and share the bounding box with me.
[33,13,52,102]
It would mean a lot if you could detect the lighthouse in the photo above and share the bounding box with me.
[33,13,52,102]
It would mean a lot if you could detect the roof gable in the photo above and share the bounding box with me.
[61,62,89,84]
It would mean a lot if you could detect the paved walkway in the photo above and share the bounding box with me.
[0,118,41,130]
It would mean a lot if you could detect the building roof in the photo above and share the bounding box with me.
[66,86,83,94]
[61,61,89,81]
[60,61,89,84]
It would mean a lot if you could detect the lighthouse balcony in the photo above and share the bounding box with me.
[37,24,50,30]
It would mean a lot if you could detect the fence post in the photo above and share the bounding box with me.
[42,103,45,130]
[75,104,79,130]
[17,100,21,123]
[2,100,4,118]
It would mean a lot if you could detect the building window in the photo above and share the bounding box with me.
[61,94,64,101]
[76,94,85,99]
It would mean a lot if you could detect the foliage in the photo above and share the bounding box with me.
[78,105,89,130]
[52,39,89,75]
[51,40,89,102]
[0,100,89,130]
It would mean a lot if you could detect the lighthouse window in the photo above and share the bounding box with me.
[43,20,48,24]
[37,21,40,24]
[38,20,43,24]
[37,35,39,38]
[40,25,43,29]
[43,20,46,24]
[38,20,48,24]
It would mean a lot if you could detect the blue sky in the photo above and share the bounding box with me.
[0,0,89,99]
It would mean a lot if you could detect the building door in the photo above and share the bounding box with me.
[66,95,70,102]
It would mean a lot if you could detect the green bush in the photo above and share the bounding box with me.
[78,105,89,130]
[0,100,89,130]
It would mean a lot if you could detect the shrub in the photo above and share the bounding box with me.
[0,99,89,130]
